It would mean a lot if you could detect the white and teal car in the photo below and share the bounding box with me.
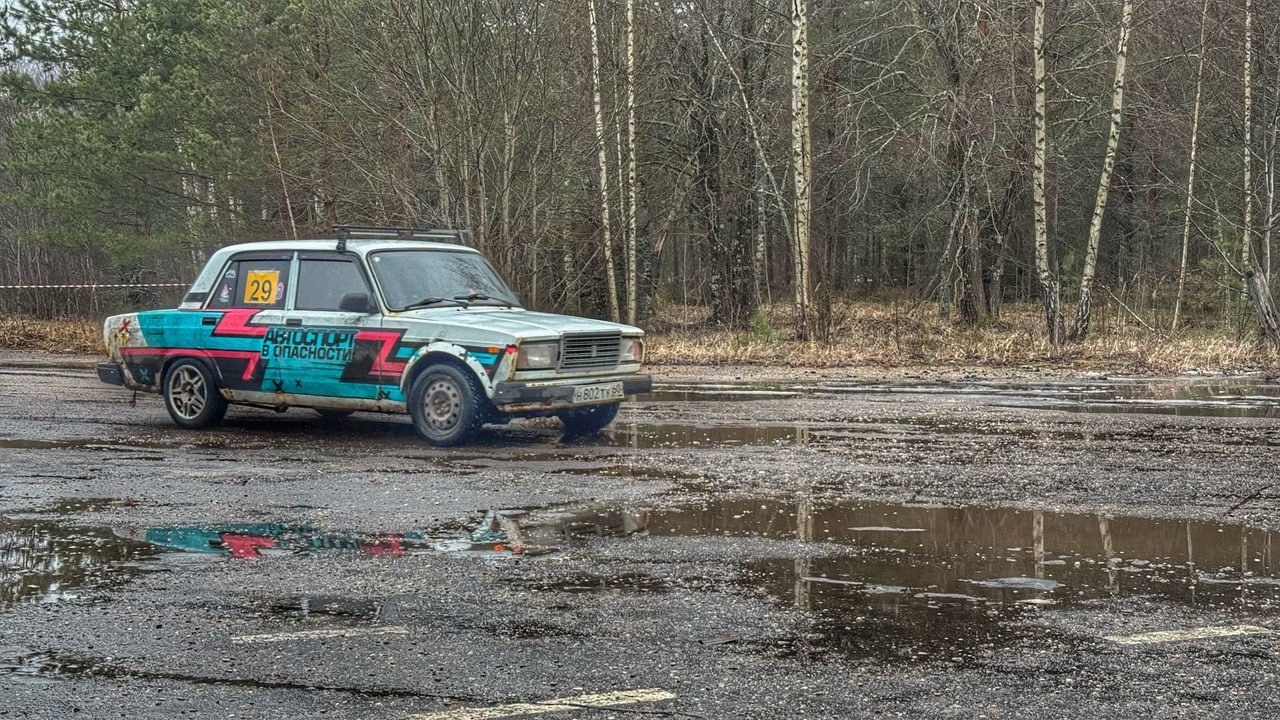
[97,227,651,446]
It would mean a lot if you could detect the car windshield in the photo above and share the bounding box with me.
[368,249,521,310]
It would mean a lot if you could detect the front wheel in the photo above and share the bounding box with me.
[163,358,228,429]
[408,364,487,446]
[558,403,620,435]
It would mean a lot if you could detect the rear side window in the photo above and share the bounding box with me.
[295,257,374,311]
[206,253,292,310]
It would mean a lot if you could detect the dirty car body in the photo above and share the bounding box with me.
[98,228,650,445]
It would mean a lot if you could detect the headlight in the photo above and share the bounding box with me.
[517,341,559,370]
[620,337,645,363]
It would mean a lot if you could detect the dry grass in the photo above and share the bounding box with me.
[1,317,103,355]
[645,302,1280,373]
[3,304,1276,373]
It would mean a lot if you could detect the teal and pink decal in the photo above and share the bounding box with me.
[120,309,504,400]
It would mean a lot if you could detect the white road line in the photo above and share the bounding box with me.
[408,688,677,720]
[230,626,410,644]
[1105,625,1273,645]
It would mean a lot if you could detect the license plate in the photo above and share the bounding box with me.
[572,382,625,404]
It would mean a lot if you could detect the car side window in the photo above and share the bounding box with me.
[295,257,374,312]
[206,253,292,310]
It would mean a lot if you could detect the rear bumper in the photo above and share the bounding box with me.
[492,374,652,412]
[97,362,125,386]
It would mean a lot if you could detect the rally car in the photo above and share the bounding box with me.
[98,226,650,445]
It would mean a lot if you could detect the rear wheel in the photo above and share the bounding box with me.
[408,364,487,446]
[163,358,228,429]
[558,403,620,435]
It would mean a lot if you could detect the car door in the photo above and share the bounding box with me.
[265,252,383,406]
[198,250,293,398]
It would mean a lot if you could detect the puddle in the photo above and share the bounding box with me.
[0,517,161,612]
[1,507,541,617]
[644,377,1280,419]
[642,384,802,403]
[249,595,384,623]
[540,498,1280,661]
[114,516,532,558]
[515,572,671,593]
[601,423,846,449]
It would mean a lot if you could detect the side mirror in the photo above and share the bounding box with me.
[339,292,377,314]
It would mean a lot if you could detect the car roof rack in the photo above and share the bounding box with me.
[333,225,468,252]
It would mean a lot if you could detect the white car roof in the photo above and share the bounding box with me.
[215,238,479,255]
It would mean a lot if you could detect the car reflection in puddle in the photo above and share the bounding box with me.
[1,509,534,616]
[114,510,533,559]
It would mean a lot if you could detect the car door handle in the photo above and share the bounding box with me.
[202,317,217,326]
[285,318,302,326]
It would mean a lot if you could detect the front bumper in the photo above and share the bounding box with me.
[492,374,652,412]
[97,362,125,387]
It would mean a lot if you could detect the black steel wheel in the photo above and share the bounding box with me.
[408,363,487,446]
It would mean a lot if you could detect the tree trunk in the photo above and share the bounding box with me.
[588,0,620,322]
[1032,0,1060,344]
[1172,0,1210,333]
[624,0,638,325]
[1243,0,1255,271]
[1071,0,1134,341]
[1245,269,1280,352]
[790,0,815,340]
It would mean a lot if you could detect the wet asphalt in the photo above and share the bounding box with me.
[3,355,1280,718]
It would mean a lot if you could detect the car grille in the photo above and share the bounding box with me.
[560,333,621,370]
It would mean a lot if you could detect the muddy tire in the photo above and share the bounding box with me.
[408,364,486,446]
[163,358,228,429]
[558,403,620,435]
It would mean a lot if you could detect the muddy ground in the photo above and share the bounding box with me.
[3,353,1280,718]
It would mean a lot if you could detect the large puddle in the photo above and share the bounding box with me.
[5,495,1280,664]
[644,376,1280,419]
[536,498,1280,661]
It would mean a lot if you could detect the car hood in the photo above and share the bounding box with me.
[386,307,642,342]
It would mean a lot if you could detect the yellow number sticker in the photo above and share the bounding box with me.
[243,270,280,305]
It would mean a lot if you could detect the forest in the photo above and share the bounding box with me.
[1,0,1278,357]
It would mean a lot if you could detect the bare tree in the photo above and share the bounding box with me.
[1033,0,1060,344]
[624,0,638,325]
[589,0,620,322]
[791,0,815,340]
[1172,0,1212,332]
[1243,0,1255,270]
[1070,0,1135,341]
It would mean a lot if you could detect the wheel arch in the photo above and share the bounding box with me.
[400,343,495,399]
[160,352,225,388]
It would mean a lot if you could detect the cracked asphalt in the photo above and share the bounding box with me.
[3,353,1280,718]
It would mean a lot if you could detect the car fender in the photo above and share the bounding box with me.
[400,341,497,398]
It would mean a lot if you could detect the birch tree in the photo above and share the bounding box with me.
[624,0,638,325]
[1172,0,1211,332]
[589,0,620,323]
[791,0,815,340]
[1070,0,1134,341]
[1243,0,1255,271]
[1033,0,1060,344]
